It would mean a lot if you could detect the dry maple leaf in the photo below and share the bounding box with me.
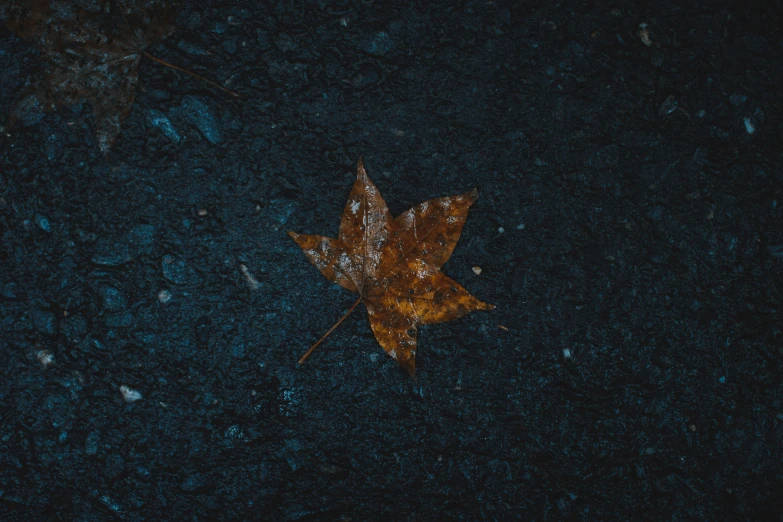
[288,159,494,375]
[3,0,236,152]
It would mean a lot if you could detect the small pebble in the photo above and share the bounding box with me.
[729,93,747,106]
[37,350,55,368]
[658,95,678,116]
[240,264,261,290]
[516,223,525,230]
[158,289,172,303]
[2,282,18,299]
[472,266,482,275]
[35,213,52,232]
[498,227,505,233]
[562,348,572,359]
[638,23,652,46]
[120,385,143,403]
[32,310,58,336]
[197,208,208,217]
[743,117,755,135]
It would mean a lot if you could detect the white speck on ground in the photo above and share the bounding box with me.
[158,289,172,303]
[120,385,143,403]
[240,263,261,290]
[638,23,652,46]
[37,350,55,368]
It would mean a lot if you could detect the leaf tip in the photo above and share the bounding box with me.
[287,230,299,240]
[465,188,479,204]
[356,156,366,178]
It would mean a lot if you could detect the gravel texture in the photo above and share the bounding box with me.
[1,1,782,520]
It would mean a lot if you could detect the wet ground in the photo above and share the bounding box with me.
[1,1,782,520]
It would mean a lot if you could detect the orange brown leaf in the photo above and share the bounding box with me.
[288,159,494,375]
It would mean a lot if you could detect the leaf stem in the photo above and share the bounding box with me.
[142,52,240,98]
[298,297,362,365]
